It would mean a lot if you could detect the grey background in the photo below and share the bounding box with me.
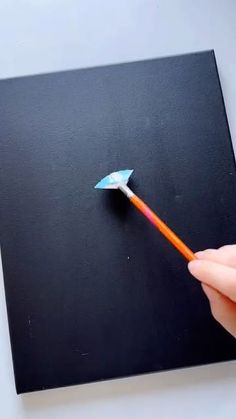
[0,1,235,418]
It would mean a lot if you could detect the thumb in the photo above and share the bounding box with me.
[188,259,236,302]
[202,283,236,338]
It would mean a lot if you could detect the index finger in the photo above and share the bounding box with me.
[188,259,236,302]
[196,245,236,269]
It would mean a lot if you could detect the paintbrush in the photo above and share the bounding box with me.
[95,169,196,262]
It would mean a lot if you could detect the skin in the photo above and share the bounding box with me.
[188,245,236,338]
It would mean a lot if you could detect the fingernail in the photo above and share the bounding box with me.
[195,251,204,258]
[195,249,216,259]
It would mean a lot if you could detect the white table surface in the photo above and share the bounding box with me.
[0,1,235,418]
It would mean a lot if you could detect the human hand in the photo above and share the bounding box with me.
[188,245,236,338]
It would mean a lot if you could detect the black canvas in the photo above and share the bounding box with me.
[0,50,235,394]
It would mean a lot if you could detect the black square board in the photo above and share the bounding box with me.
[0,50,235,393]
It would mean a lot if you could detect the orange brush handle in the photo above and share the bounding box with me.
[130,194,196,262]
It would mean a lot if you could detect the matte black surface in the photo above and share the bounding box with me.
[0,51,236,394]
